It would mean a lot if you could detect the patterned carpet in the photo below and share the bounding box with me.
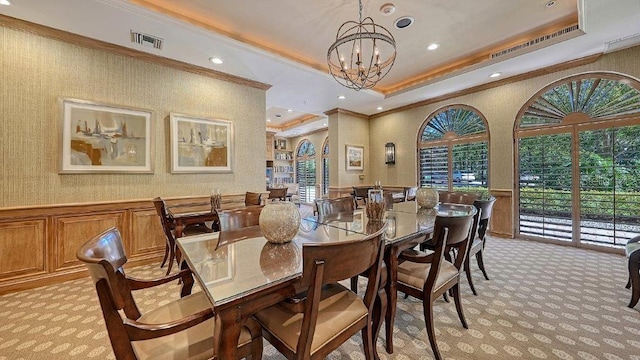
[1,236,639,360]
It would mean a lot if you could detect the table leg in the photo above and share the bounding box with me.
[217,309,242,360]
[384,245,399,354]
[175,223,185,238]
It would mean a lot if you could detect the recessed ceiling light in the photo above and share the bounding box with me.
[377,106,383,111]
[0,0,12,5]
[545,1,556,8]
[489,72,502,78]
[394,16,414,29]
[323,123,327,126]
[427,43,439,51]
[287,109,292,112]
[209,57,223,64]
[337,95,346,100]
[266,118,271,122]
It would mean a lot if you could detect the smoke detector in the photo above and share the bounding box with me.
[380,3,396,16]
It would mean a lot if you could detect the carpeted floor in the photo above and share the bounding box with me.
[1,236,639,360]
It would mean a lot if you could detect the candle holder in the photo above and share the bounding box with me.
[210,188,222,211]
[366,189,386,222]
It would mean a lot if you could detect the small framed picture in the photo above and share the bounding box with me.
[59,98,153,174]
[345,144,364,171]
[169,113,233,173]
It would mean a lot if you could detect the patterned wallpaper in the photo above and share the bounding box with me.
[0,26,267,207]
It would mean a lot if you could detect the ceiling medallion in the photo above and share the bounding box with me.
[327,0,396,91]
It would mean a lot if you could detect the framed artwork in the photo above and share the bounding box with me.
[169,113,233,173]
[59,98,153,174]
[274,138,287,150]
[345,144,364,171]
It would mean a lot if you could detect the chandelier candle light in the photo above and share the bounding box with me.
[327,0,396,90]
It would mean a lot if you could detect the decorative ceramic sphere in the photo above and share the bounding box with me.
[416,187,439,209]
[416,208,437,230]
[259,242,301,280]
[259,202,301,243]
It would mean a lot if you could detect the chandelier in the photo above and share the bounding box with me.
[327,0,396,91]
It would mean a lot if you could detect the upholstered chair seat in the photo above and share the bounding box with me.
[254,283,367,356]
[77,227,262,360]
[397,259,459,292]
[132,292,254,360]
[254,226,386,360]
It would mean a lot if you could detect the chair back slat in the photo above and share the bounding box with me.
[218,205,263,231]
[153,197,175,241]
[244,192,262,206]
[267,188,287,201]
[300,225,385,287]
[76,227,141,319]
[438,191,480,205]
[217,206,263,247]
[315,197,354,217]
[406,187,418,201]
[474,196,496,240]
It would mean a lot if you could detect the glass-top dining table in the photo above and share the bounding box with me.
[176,201,469,359]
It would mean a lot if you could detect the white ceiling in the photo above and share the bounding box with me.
[2,0,640,138]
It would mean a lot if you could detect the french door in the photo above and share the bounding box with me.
[517,121,640,248]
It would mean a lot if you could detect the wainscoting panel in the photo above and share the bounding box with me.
[0,194,250,295]
[54,212,125,271]
[131,209,166,257]
[489,189,514,238]
[0,219,46,278]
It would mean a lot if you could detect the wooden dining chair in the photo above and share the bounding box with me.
[625,235,640,308]
[76,227,263,360]
[464,196,497,295]
[153,197,209,275]
[352,186,372,208]
[438,191,481,205]
[267,187,288,201]
[244,192,262,206]
[254,225,386,360]
[315,196,355,219]
[217,205,264,247]
[396,206,476,360]
[405,187,418,201]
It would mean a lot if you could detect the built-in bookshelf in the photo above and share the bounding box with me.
[267,138,294,186]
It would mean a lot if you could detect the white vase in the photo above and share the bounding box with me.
[416,187,439,209]
[259,202,301,244]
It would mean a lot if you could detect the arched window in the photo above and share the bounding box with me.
[296,139,316,203]
[322,138,329,197]
[418,105,489,192]
[515,72,640,248]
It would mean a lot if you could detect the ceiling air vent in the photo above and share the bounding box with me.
[130,31,163,50]
[490,24,579,59]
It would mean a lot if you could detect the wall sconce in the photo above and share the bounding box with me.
[385,142,395,164]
